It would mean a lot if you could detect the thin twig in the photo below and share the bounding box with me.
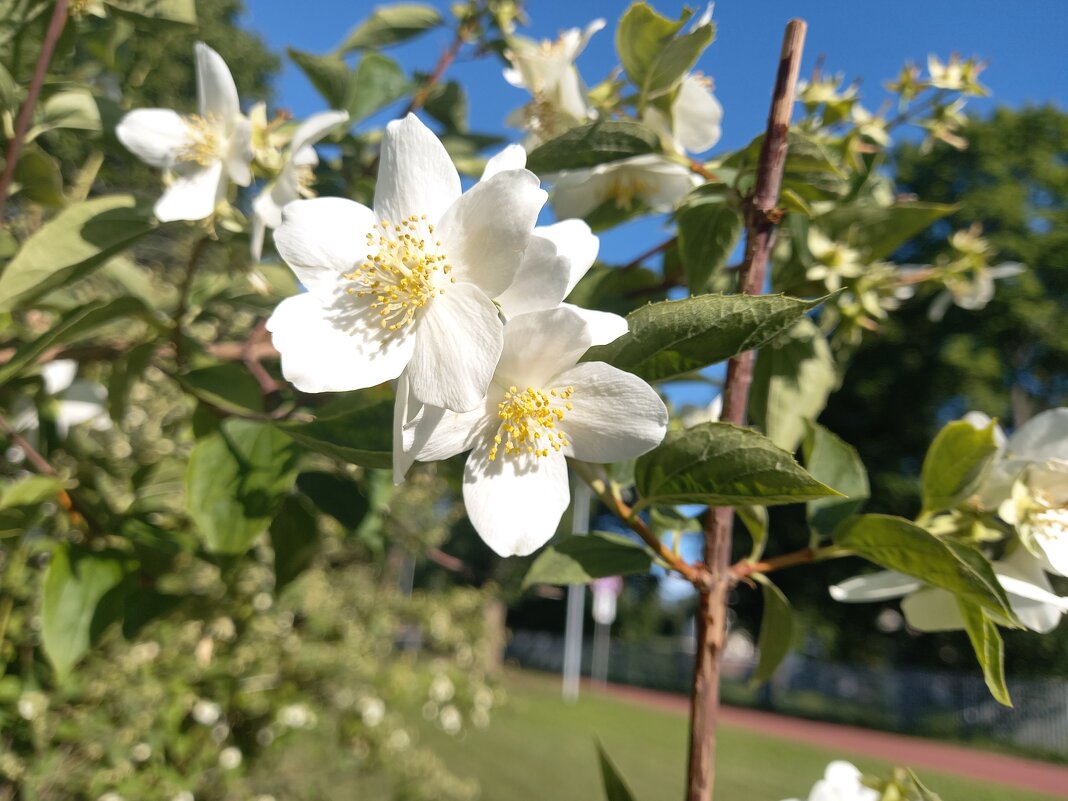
[686,21,807,801]
[0,0,70,222]
[620,237,676,273]
[403,26,469,117]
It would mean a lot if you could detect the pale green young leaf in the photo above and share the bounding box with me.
[750,574,793,685]
[957,599,1012,706]
[803,422,869,540]
[596,740,639,801]
[339,4,443,51]
[186,420,299,555]
[634,422,840,508]
[525,121,660,173]
[0,195,156,312]
[521,532,653,589]
[583,294,825,383]
[616,3,686,92]
[279,395,393,469]
[42,544,132,682]
[677,199,743,293]
[749,317,837,453]
[920,418,1000,513]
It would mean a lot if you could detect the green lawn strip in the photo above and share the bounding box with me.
[419,670,1062,801]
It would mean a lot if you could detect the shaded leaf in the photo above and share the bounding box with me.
[522,532,652,589]
[958,599,1012,706]
[107,341,157,423]
[296,470,369,529]
[270,495,321,592]
[525,121,659,174]
[677,199,743,292]
[737,504,769,560]
[179,363,265,414]
[920,418,1000,514]
[340,4,443,51]
[803,423,869,540]
[350,53,410,121]
[751,574,793,684]
[596,740,639,801]
[279,396,393,469]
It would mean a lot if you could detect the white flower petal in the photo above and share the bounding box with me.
[407,284,503,412]
[495,229,572,319]
[154,161,224,222]
[496,307,594,390]
[375,114,461,225]
[673,74,723,154]
[225,116,253,186]
[411,398,495,464]
[41,360,77,395]
[290,110,349,154]
[481,144,527,182]
[55,381,110,439]
[438,168,546,297]
[1006,408,1068,463]
[996,553,1066,634]
[274,198,375,298]
[562,304,627,346]
[537,219,599,297]
[393,372,420,484]
[463,441,570,556]
[249,208,267,262]
[115,109,190,170]
[550,361,667,463]
[266,292,413,393]
[901,587,965,632]
[195,42,240,124]
[829,571,925,602]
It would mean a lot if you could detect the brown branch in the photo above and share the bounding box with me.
[403,26,468,117]
[686,20,807,801]
[242,320,280,396]
[0,0,69,222]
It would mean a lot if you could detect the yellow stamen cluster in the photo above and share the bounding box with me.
[489,385,574,461]
[293,164,317,198]
[601,173,652,209]
[344,216,453,331]
[1032,507,1068,550]
[180,114,221,166]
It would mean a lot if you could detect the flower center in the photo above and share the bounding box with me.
[180,115,222,166]
[489,385,574,461]
[1031,506,1068,551]
[344,217,453,331]
[601,173,652,209]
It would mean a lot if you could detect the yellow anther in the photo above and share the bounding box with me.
[179,114,221,166]
[490,385,575,461]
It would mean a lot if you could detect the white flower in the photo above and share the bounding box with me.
[439,704,463,735]
[117,43,253,222]
[359,696,385,727]
[218,746,242,770]
[503,19,605,145]
[830,545,1068,634]
[250,110,349,261]
[642,72,723,156]
[404,306,667,556]
[806,230,864,292]
[10,361,111,456]
[266,114,546,412]
[998,461,1068,578]
[191,699,222,726]
[549,154,699,220]
[781,761,879,801]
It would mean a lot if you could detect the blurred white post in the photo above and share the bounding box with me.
[590,576,621,685]
[561,480,591,703]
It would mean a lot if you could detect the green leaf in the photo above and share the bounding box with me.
[640,23,714,102]
[521,532,652,589]
[12,147,64,206]
[737,504,769,560]
[340,4,443,51]
[103,0,197,24]
[750,574,793,685]
[584,293,825,384]
[906,770,944,801]
[270,495,321,592]
[279,396,393,469]
[634,422,840,508]
[525,121,660,174]
[803,423,869,540]
[920,418,1000,514]
[37,88,103,135]
[616,3,686,93]
[749,317,837,453]
[0,297,152,387]
[816,201,957,261]
[423,80,467,132]
[596,741,639,801]
[677,199,743,292]
[296,471,369,529]
[107,341,156,423]
[0,475,62,510]
[834,515,1017,623]
[0,195,156,312]
[957,599,1012,706]
[350,53,410,122]
[288,48,354,110]
[178,363,265,414]
[186,420,299,555]
[42,544,132,682]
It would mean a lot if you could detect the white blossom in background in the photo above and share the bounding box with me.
[503,19,605,145]
[117,43,252,222]
[402,306,667,556]
[781,761,879,801]
[250,109,349,261]
[549,154,699,220]
[8,361,110,460]
[642,72,723,157]
[266,114,546,412]
[806,229,865,292]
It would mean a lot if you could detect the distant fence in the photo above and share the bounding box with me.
[505,630,1068,759]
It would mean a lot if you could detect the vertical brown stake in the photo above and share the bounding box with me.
[685,19,807,801]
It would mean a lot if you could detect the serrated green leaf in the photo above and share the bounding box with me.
[521,532,652,589]
[677,199,743,292]
[803,422,869,540]
[270,495,321,592]
[596,740,639,801]
[186,420,299,555]
[178,363,265,414]
[42,544,132,682]
[279,396,393,468]
[339,4,443,51]
[0,195,156,312]
[350,53,410,122]
[584,293,824,383]
[0,297,152,387]
[834,514,1017,623]
[634,422,840,508]
[525,121,660,174]
[749,317,837,453]
[920,418,1000,514]
[957,599,1011,706]
[751,574,793,684]
[817,201,957,261]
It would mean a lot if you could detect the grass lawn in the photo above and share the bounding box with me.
[419,670,1062,801]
